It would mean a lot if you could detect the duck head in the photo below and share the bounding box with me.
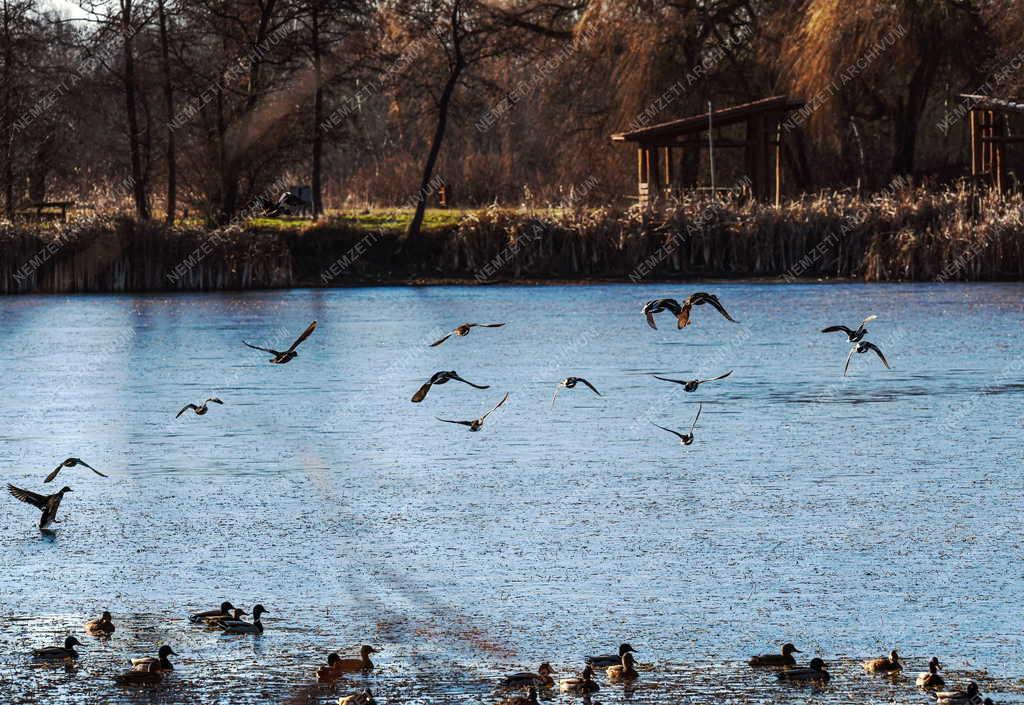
[100,611,113,622]
[966,682,979,697]
[327,653,340,666]
[251,604,267,620]
[929,657,941,673]
[618,643,636,656]
[58,487,73,495]
[538,662,556,676]
[64,636,83,649]
[359,645,378,657]
[782,643,801,656]
[889,649,901,664]
[158,645,176,658]
[219,601,235,614]
[809,658,826,671]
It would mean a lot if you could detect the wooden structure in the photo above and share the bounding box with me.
[961,94,1024,192]
[15,201,76,222]
[611,95,805,206]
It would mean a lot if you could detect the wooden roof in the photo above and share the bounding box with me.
[611,95,805,143]
[958,94,1024,114]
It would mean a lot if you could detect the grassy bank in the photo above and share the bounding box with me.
[1,189,1021,293]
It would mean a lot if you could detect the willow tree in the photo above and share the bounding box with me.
[782,0,986,178]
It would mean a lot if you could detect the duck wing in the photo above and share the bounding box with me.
[653,375,687,385]
[8,483,47,509]
[864,342,890,368]
[430,332,453,347]
[858,314,878,331]
[411,381,433,403]
[43,464,63,483]
[450,374,490,389]
[436,417,473,427]
[244,341,280,356]
[176,404,198,418]
[207,398,224,405]
[551,385,562,407]
[843,346,856,377]
[480,392,510,420]
[652,423,687,441]
[821,325,854,335]
[699,370,733,384]
[644,306,658,330]
[577,378,602,396]
[286,320,318,353]
[76,460,107,478]
[476,322,505,328]
[703,294,739,322]
[689,403,703,434]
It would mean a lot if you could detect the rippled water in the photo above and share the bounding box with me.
[0,283,1021,705]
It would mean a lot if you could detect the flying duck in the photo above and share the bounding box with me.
[844,341,890,376]
[33,636,83,660]
[131,645,176,672]
[411,371,489,402]
[45,457,107,483]
[8,484,73,529]
[551,377,601,406]
[863,649,902,673]
[430,322,506,347]
[652,402,702,446]
[936,682,983,705]
[822,314,877,342]
[114,661,164,685]
[502,663,556,688]
[497,687,538,705]
[189,601,235,624]
[221,604,266,634]
[176,397,224,418]
[244,320,317,364]
[607,651,638,681]
[317,653,342,680]
[643,293,738,329]
[559,665,600,694]
[777,657,830,684]
[586,643,635,668]
[917,657,945,689]
[653,370,732,392]
[333,645,378,672]
[749,642,801,668]
[338,689,376,705]
[436,392,509,431]
[85,611,115,636]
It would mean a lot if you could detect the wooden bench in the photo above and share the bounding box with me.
[15,201,77,222]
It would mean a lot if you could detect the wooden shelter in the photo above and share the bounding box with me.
[611,95,805,206]
[960,94,1024,192]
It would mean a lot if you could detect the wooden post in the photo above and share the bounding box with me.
[774,120,783,206]
[969,109,978,177]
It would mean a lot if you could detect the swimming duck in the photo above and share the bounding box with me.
[653,402,702,446]
[653,370,732,392]
[244,320,317,364]
[338,689,376,705]
[843,340,890,376]
[33,636,83,660]
[606,651,638,681]
[437,392,509,431]
[777,658,830,683]
[114,661,164,685]
[863,649,902,673]
[643,293,738,329]
[203,608,247,627]
[551,377,602,406]
[502,663,556,688]
[85,611,115,636]
[318,653,343,680]
[221,604,266,634]
[936,682,983,705]
[411,371,490,402]
[131,645,176,672]
[176,397,224,418]
[822,314,877,343]
[8,484,73,529]
[44,457,107,483]
[189,601,235,623]
[497,687,538,705]
[430,322,506,347]
[559,665,600,694]
[749,642,802,668]
[586,643,635,667]
[333,645,378,672]
[917,657,945,689]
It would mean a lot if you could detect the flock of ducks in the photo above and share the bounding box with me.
[8,291,909,702]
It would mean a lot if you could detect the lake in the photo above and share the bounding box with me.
[0,283,1021,704]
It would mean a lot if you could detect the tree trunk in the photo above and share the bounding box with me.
[311,1,323,219]
[891,57,936,177]
[157,0,176,224]
[408,0,464,239]
[2,0,16,218]
[121,0,149,219]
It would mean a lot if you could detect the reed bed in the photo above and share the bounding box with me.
[0,187,1021,294]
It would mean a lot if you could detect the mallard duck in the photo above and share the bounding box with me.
[822,314,877,343]
[334,645,378,672]
[85,611,115,636]
[551,377,601,406]
[917,657,945,689]
[586,643,635,668]
[338,689,375,705]
[244,320,317,364]
[44,457,107,483]
[430,322,506,347]
[33,636,83,660]
[497,686,538,705]
[114,661,163,685]
[606,651,638,681]
[411,371,490,402]
[189,601,235,623]
[652,402,702,446]
[653,370,732,392]
[176,397,224,418]
[8,484,73,529]
[863,649,902,673]
[749,642,802,668]
[203,608,247,627]
[843,340,890,376]
[502,662,556,688]
[559,666,600,694]
[643,293,738,330]
[318,653,342,680]
[437,392,509,431]
[130,645,176,672]
[221,604,266,634]
[777,658,830,684]
[936,682,983,705]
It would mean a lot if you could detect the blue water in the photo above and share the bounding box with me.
[0,283,1021,704]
